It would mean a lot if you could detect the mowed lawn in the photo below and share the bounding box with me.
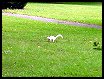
[2,15,102,77]
[2,2,102,26]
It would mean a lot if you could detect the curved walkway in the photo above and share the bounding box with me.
[2,12,102,29]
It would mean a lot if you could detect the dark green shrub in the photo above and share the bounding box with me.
[2,2,28,9]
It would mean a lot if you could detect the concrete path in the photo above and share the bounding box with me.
[2,12,102,29]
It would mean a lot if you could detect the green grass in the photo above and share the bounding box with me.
[2,2,102,26]
[2,15,102,77]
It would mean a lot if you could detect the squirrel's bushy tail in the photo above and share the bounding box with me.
[56,34,63,39]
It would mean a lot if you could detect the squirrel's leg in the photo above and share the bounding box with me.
[52,39,55,42]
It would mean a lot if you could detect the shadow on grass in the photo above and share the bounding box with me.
[51,2,102,6]
[30,2,101,6]
[93,47,102,50]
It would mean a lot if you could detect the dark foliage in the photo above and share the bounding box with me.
[2,2,28,9]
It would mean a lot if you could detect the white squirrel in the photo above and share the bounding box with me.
[47,34,63,42]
